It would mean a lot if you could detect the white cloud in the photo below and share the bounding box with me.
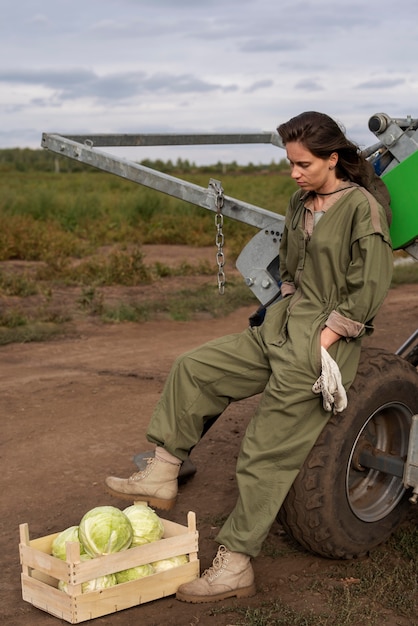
[294,79,324,92]
[355,78,406,90]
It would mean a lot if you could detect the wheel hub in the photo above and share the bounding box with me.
[346,402,411,522]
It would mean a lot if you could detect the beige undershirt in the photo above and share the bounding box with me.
[303,186,355,238]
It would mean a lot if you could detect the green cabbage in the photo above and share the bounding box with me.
[52,526,86,560]
[115,563,154,584]
[82,573,117,593]
[151,554,189,573]
[78,506,133,557]
[58,571,117,594]
[123,504,164,547]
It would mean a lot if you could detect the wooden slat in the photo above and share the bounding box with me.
[72,532,198,583]
[21,574,74,623]
[74,561,199,622]
[19,543,69,580]
[19,524,30,577]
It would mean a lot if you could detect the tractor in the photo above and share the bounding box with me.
[41,112,418,558]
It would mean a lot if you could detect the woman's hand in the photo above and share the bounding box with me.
[321,327,342,350]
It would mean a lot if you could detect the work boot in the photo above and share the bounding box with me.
[176,545,256,603]
[105,447,181,510]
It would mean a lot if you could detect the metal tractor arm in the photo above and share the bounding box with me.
[41,131,285,305]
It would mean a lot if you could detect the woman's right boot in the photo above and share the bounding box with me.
[105,447,181,510]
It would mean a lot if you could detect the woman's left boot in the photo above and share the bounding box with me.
[176,545,256,603]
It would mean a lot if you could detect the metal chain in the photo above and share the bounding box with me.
[209,179,226,295]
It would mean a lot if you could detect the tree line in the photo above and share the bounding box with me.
[0,147,290,175]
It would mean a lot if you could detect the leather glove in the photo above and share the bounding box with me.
[312,346,347,414]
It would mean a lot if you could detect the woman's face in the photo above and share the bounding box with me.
[285,141,338,193]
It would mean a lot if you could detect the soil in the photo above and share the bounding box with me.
[1,246,418,626]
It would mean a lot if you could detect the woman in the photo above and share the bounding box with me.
[105,111,393,603]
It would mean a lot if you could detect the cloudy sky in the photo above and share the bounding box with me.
[1,0,418,164]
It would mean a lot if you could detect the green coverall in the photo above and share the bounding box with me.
[147,186,393,557]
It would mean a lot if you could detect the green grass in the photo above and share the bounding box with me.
[1,163,417,346]
[0,321,67,345]
[0,165,285,343]
[210,599,324,626]
[0,279,258,344]
[0,169,290,262]
[0,270,39,296]
[100,279,257,323]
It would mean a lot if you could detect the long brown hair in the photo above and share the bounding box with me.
[277,111,391,223]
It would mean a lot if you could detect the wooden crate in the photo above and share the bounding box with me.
[19,511,199,624]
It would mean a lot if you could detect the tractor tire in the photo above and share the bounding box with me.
[278,347,418,559]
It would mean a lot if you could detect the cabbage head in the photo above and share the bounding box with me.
[82,573,117,593]
[123,504,164,547]
[52,526,86,560]
[115,563,154,584]
[79,506,133,557]
[58,572,117,594]
[151,554,189,573]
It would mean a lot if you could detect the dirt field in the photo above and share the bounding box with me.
[2,246,418,626]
